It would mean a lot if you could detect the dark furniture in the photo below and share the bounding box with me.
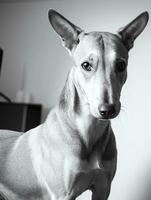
[0,48,3,75]
[0,102,42,132]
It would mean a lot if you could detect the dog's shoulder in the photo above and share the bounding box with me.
[0,130,22,161]
[101,128,117,162]
[0,129,22,153]
[0,129,22,140]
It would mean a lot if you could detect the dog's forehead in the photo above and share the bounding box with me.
[74,31,128,60]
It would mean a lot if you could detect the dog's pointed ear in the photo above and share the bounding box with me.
[48,9,82,51]
[118,12,149,50]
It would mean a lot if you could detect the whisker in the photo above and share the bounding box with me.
[120,104,127,113]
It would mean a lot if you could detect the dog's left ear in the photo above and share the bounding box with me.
[48,9,82,51]
[118,12,149,50]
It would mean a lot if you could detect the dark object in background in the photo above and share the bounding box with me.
[0,48,3,75]
[0,48,12,102]
[0,102,42,132]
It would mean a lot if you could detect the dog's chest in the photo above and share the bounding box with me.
[62,150,103,198]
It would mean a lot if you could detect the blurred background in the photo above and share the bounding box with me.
[0,0,151,199]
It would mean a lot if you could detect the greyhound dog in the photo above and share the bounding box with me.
[0,10,149,200]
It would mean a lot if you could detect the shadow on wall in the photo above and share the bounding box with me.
[142,177,151,200]
[131,165,151,200]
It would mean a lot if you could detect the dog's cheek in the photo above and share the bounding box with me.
[116,71,127,91]
[122,71,127,85]
[87,82,100,115]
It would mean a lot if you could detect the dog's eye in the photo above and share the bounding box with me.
[81,62,92,72]
[116,60,126,72]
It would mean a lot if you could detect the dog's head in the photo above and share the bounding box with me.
[48,10,149,120]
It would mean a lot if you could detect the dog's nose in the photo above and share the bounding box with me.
[99,104,116,119]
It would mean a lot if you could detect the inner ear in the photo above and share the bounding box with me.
[118,11,149,50]
[48,9,82,50]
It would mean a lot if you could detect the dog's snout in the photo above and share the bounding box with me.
[99,104,116,119]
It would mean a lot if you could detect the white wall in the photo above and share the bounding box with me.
[0,0,151,199]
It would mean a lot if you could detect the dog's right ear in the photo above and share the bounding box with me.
[118,12,149,50]
[48,9,82,51]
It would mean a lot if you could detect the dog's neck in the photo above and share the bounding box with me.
[57,68,110,152]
